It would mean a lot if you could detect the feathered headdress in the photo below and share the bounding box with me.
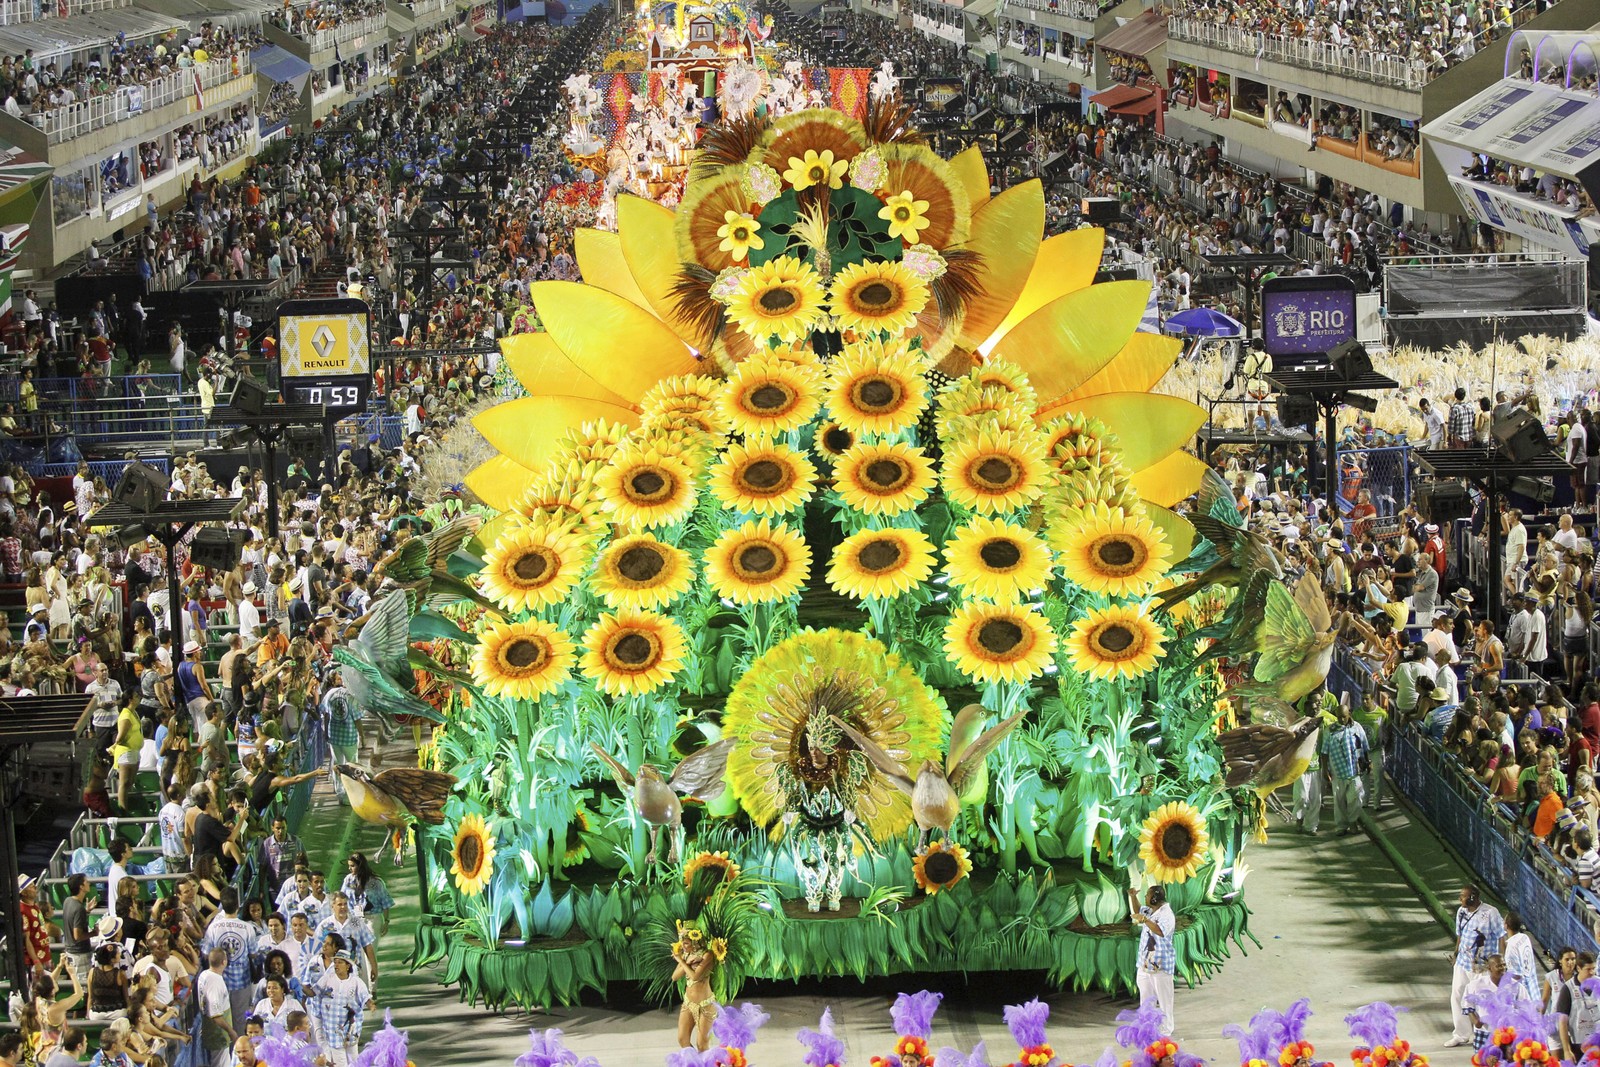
[713,1002,771,1067]
[1271,999,1317,1067]
[515,1028,603,1067]
[1006,998,1056,1067]
[932,1043,988,1067]
[1114,1003,1177,1067]
[1344,1003,1421,1067]
[799,1008,847,1067]
[1222,1008,1279,1067]
[873,991,944,1067]
[255,1024,317,1067]
[351,1011,410,1067]
[1466,979,1559,1067]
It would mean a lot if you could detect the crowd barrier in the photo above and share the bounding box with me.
[1387,725,1600,956]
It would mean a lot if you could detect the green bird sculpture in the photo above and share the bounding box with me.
[1155,468,1282,611]
[1244,573,1337,705]
[831,704,1028,849]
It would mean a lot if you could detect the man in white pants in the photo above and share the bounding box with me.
[1445,883,1502,1047]
[1129,883,1177,1036]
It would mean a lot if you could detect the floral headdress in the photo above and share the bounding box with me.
[799,1008,847,1067]
[1006,998,1056,1067]
[673,919,728,962]
[351,1011,410,1067]
[1344,1003,1425,1067]
[713,1002,771,1067]
[1466,979,1559,1067]
[872,990,943,1067]
[515,1027,602,1067]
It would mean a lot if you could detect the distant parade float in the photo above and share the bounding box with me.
[370,54,1343,1008]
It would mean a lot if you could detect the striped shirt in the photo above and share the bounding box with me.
[309,972,370,1049]
[1455,904,1503,970]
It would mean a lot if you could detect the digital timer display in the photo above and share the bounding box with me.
[277,297,373,415]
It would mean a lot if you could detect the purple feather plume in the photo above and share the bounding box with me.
[1344,1003,1403,1050]
[1466,978,1558,1045]
[666,1050,727,1067]
[515,1028,603,1067]
[1114,1003,1168,1051]
[933,1042,988,1067]
[1276,1000,1314,1048]
[351,1011,410,1067]
[798,1008,846,1067]
[893,991,944,1041]
[1174,1054,1206,1067]
[1007,998,1052,1049]
[712,1003,771,1051]
[1223,1009,1279,1064]
[256,1024,316,1067]
[1096,1048,1122,1067]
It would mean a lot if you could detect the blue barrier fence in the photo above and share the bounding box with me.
[1387,725,1600,957]
[0,373,188,405]
[1336,444,1413,517]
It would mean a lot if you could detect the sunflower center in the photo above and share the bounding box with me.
[610,632,657,666]
[979,538,1023,570]
[976,617,1025,655]
[922,850,959,883]
[1090,534,1146,576]
[972,456,1021,490]
[808,165,826,182]
[822,426,855,453]
[457,836,482,874]
[628,467,670,500]
[856,282,897,309]
[858,537,904,572]
[1095,623,1136,654]
[512,550,551,582]
[734,543,779,577]
[617,544,666,582]
[741,459,786,491]
[501,636,548,670]
[893,206,912,222]
[749,383,794,411]
[758,288,798,313]
[1161,822,1195,860]
[864,458,909,491]
[731,225,749,241]
[852,377,902,414]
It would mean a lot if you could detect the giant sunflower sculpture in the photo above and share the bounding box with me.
[420,102,1250,1009]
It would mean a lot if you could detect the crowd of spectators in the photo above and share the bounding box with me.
[271,0,386,38]
[1,20,576,1067]
[0,22,260,129]
[1170,0,1539,81]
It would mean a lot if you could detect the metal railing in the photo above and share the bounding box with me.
[0,0,121,25]
[24,55,251,145]
[305,12,387,52]
[1001,0,1112,21]
[1388,724,1600,961]
[1166,16,1431,89]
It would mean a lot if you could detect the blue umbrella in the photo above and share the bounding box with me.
[1163,307,1244,338]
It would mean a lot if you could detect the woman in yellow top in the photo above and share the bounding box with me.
[109,696,145,810]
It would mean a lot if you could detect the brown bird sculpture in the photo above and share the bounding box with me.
[589,740,734,864]
[830,704,1028,849]
[335,763,458,863]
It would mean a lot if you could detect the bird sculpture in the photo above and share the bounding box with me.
[830,704,1028,849]
[332,591,459,729]
[335,763,458,863]
[368,513,498,613]
[1246,573,1337,705]
[1155,469,1282,610]
[589,740,735,865]
[1219,716,1321,796]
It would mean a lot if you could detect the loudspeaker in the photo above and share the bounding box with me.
[1329,339,1372,380]
[1491,409,1553,463]
[112,461,171,512]
[1510,475,1555,504]
[1417,480,1472,525]
[1081,197,1119,222]
[111,523,149,550]
[229,374,271,415]
[189,526,244,570]
[1277,394,1318,429]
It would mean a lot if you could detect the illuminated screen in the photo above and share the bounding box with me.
[278,312,371,378]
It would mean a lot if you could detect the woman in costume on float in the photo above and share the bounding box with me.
[670,921,725,1052]
[775,716,869,914]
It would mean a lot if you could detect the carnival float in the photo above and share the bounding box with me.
[363,82,1349,1011]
